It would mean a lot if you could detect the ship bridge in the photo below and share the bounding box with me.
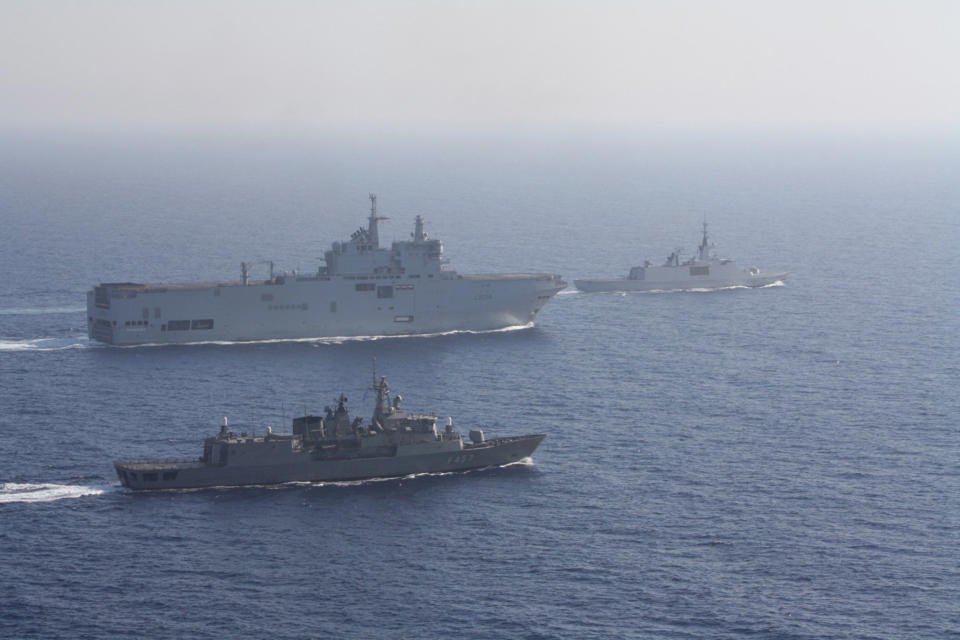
[323,195,446,279]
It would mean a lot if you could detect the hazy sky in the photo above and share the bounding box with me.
[1,0,957,130]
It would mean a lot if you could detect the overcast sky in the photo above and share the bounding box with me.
[1,0,957,131]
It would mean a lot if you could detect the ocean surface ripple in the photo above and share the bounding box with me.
[1,132,958,639]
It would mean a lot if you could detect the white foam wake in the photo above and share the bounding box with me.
[0,336,94,352]
[147,458,536,493]
[614,280,786,295]
[0,307,87,316]
[0,482,117,504]
[101,322,537,349]
[0,306,86,316]
[0,323,536,352]
[316,457,535,486]
[309,322,536,345]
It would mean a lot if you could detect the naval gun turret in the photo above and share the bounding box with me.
[114,363,546,490]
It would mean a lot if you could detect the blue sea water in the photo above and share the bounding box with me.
[0,129,958,639]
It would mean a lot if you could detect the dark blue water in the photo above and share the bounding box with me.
[1,129,958,639]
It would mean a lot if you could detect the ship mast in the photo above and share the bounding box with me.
[371,357,391,424]
[698,220,710,261]
[367,194,389,248]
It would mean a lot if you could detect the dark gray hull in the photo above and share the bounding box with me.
[115,435,545,491]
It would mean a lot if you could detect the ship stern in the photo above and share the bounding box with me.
[87,287,116,344]
[114,459,206,490]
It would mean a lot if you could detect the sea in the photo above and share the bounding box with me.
[0,128,957,639]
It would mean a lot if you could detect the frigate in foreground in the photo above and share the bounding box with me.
[88,195,565,345]
[115,367,545,490]
[574,222,786,293]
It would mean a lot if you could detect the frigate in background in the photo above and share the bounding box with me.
[574,222,786,293]
[114,366,545,490]
[88,195,565,345]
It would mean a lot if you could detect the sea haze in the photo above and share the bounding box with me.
[0,129,958,639]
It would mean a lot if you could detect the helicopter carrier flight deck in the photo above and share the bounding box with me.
[87,195,565,345]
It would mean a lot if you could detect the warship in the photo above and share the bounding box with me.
[574,221,786,292]
[114,367,546,490]
[88,195,565,345]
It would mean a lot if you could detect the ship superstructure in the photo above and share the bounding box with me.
[574,221,786,293]
[114,366,545,489]
[88,195,565,345]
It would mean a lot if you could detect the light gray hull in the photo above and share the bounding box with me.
[115,434,544,490]
[88,274,564,345]
[574,271,786,293]
[577,221,786,294]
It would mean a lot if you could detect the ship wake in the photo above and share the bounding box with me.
[138,458,536,494]
[114,322,536,348]
[0,482,119,504]
[312,323,536,345]
[0,323,537,352]
[0,336,96,352]
[282,458,536,489]
[615,280,786,295]
[0,306,86,316]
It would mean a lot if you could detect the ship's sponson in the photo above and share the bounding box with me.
[87,197,565,345]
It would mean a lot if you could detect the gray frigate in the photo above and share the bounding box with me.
[575,221,786,292]
[114,368,545,490]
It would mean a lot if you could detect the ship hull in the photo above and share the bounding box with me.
[574,271,786,293]
[115,434,545,490]
[88,274,564,345]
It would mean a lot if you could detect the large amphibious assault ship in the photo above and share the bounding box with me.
[88,195,565,345]
[114,368,546,490]
[574,222,786,293]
